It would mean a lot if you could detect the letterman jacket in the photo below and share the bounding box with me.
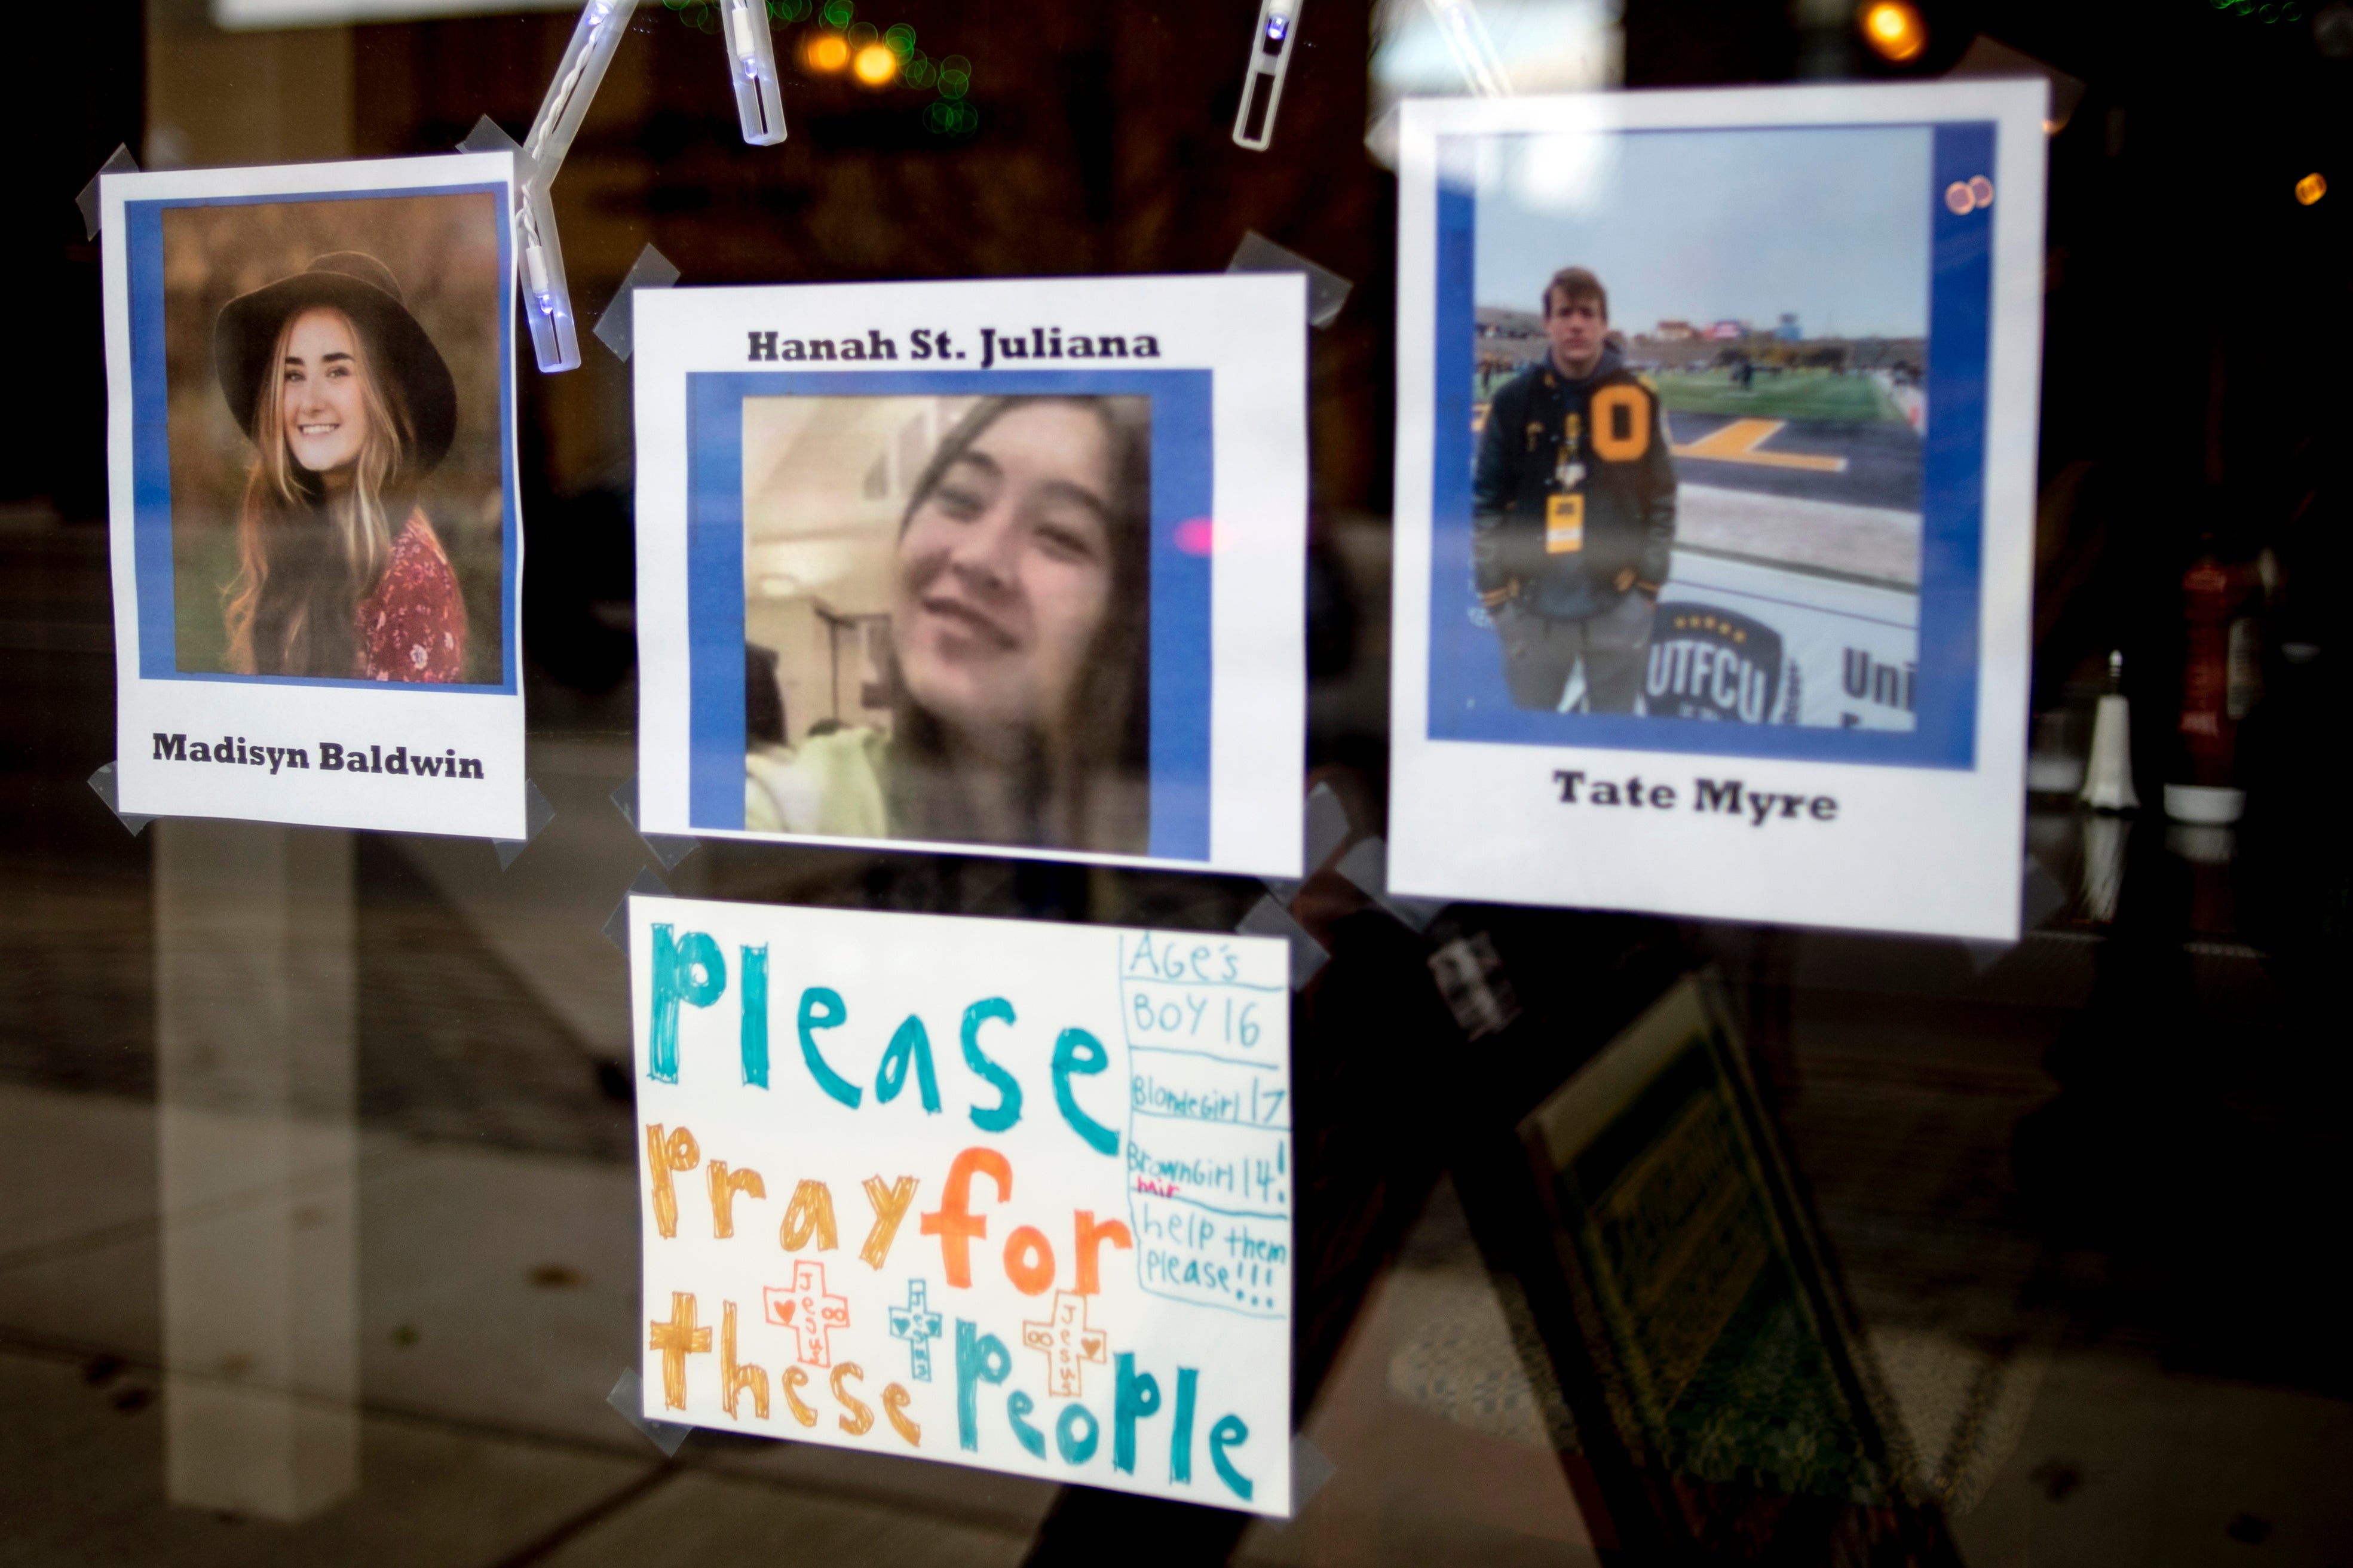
[1470,348,1678,622]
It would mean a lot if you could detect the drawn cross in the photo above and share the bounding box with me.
[1020,1289,1107,1398]
[764,1259,850,1368]
[887,1279,945,1383]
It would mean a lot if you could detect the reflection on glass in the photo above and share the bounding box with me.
[155,821,357,1521]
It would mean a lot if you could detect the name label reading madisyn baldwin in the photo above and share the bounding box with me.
[150,732,486,780]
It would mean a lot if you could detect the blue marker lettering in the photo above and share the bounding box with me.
[1209,1413,1254,1501]
[796,986,862,1108]
[647,925,724,1084]
[1112,1352,1160,1474]
[1050,1027,1118,1155]
[961,998,1022,1133]
[877,1014,942,1113]
[953,1320,1010,1451]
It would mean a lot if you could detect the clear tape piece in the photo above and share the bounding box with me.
[492,778,559,869]
[458,113,525,159]
[603,866,673,954]
[85,762,155,837]
[1947,35,2083,133]
[1963,854,2069,972]
[1289,1432,1338,1514]
[1334,837,1447,932]
[591,243,682,363]
[718,0,788,146]
[606,1367,693,1457]
[609,778,699,871]
[1231,0,1304,152]
[1238,894,1328,989]
[76,145,140,243]
[1303,780,1350,867]
[1227,231,1354,330]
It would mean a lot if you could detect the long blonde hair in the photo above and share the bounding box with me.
[223,306,416,676]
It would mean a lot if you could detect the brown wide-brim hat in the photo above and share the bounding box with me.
[214,251,458,476]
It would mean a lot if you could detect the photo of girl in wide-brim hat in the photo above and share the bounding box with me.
[214,249,468,683]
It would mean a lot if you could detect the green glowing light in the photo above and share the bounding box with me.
[821,0,853,25]
[937,69,969,99]
[770,0,811,17]
[942,54,971,75]
[903,53,936,87]
[884,22,917,57]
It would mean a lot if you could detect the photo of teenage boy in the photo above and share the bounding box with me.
[1472,266,1677,712]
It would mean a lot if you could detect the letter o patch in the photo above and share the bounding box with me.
[1591,384,1650,461]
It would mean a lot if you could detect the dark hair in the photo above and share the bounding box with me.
[887,395,1151,852]
[1544,266,1609,323]
[746,643,786,747]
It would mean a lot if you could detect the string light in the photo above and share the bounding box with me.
[805,31,850,70]
[2296,171,2327,205]
[853,42,898,82]
[1858,0,1926,62]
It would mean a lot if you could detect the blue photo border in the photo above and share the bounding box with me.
[1427,122,1995,769]
[125,182,521,695]
[685,369,1215,861]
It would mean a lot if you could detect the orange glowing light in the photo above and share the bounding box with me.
[2296,171,2327,206]
[853,42,898,84]
[806,34,850,72]
[1859,1,1926,62]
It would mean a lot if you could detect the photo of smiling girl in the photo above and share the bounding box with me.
[155,187,507,687]
[742,394,1151,855]
[215,252,465,682]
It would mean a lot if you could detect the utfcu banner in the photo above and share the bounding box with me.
[626,896,1295,1515]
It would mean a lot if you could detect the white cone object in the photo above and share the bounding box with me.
[2080,691,2138,812]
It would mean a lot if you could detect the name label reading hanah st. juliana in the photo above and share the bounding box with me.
[1552,770,1836,826]
[745,326,1163,371]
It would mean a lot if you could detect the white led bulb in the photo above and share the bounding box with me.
[1232,0,1304,151]
[721,0,788,145]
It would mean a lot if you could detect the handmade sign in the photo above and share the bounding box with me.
[630,274,1310,875]
[627,895,1295,1515]
[100,153,527,838]
[1387,82,2049,938]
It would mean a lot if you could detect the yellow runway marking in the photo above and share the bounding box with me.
[1669,417,1846,473]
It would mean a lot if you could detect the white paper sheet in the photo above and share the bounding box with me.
[103,154,526,838]
[1387,84,2048,938]
[631,275,1309,874]
[627,895,1295,1515]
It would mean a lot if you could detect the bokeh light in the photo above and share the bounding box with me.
[923,99,979,137]
[2296,171,2327,205]
[846,20,877,45]
[820,0,853,26]
[883,23,917,57]
[904,52,936,87]
[1858,1,1927,62]
[805,32,850,70]
[853,43,898,84]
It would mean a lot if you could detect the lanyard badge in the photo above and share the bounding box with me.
[1554,412,1586,492]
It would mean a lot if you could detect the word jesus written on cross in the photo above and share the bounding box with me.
[764,1259,850,1367]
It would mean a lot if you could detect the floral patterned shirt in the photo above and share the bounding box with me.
[357,510,466,683]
